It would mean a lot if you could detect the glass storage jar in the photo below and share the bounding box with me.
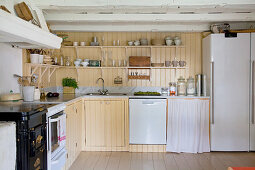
[186,76,196,96]
[169,82,176,96]
[177,76,186,96]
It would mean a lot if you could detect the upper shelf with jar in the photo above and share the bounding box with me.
[60,35,184,48]
[61,45,185,48]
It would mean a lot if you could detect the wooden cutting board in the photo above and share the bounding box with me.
[129,56,151,67]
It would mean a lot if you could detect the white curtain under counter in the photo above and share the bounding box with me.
[166,99,210,153]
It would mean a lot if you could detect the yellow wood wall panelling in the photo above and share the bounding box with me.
[22,32,202,88]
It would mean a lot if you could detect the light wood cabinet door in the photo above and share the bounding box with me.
[64,103,76,170]
[73,100,83,158]
[84,99,127,151]
[64,100,83,170]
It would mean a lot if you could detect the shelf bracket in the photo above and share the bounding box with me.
[74,46,79,58]
[48,67,56,82]
[39,66,49,84]
[30,65,39,76]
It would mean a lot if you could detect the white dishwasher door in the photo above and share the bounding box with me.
[129,99,166,144]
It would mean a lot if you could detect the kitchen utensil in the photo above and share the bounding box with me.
[166,39,173,46]
[129,56,151,67]
[134,40,140,46]
[81,61,89,67]
[74,60,81,66]
[169,82,176,96]
[186,76,196,96]
[140,38,148,45]
[89,60,101,67]
[15,2,33,21]
[128,41,133,46]
[179,61,186,67]
[151,63,164,67]
[114,76,123,84]
[165,61,171,67]
[90,42,99,46]
[14,4,26,20]
[30,54,39,64]
[23,86,35,101]
[174,39,182,46]
[195,74,202,96]
[65,56,71,66]
[172,60,179,67]
[112,59,116,67]
[161,88,168,96]
[93,36,98,42]
[34,88,40,100]
[123,60,127,67]
[0,5,11,13]
[177,76,186,96]
[118,60,122,67]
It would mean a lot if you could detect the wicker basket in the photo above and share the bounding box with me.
[63,87,75,94]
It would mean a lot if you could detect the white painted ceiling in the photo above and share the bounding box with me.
[35,0,255,32]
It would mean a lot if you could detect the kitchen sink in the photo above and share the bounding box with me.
[85,93,127,96]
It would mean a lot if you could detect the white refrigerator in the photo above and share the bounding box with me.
[203,33,255,151]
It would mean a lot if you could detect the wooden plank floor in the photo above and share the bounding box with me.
[70,152,255,170]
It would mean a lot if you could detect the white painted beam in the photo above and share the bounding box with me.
[45,13,255,23]
[48,23,210,32]
[35,0,255,9]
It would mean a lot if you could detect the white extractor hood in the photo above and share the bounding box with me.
[0,10,62,49]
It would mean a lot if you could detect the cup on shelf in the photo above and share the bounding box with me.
[179,61,186,67]
[165,61,171,67]
[80,42,86,46]
[172,60,179,67]
[73,42,79,46]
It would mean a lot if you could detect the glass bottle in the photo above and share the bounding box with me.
[186,76,196,96]
[177,76,186,96]
[169,82,176,96]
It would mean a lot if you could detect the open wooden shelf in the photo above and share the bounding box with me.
[25,63,188,70]
[62,45,185,48]
[128,75,150,80]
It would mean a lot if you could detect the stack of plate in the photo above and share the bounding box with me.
[44,55,54,65]
[140,38,148,45]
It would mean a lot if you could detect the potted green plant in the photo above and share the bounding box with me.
[62,77,78,94]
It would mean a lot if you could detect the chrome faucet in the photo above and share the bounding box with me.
[96,78,108,95]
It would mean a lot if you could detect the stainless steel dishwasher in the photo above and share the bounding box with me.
[129,98,167,144]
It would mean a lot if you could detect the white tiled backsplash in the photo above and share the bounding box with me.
[43,86,163,94]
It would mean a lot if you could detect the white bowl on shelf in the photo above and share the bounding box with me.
[81,61,89,67]
[74,60,81,66]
